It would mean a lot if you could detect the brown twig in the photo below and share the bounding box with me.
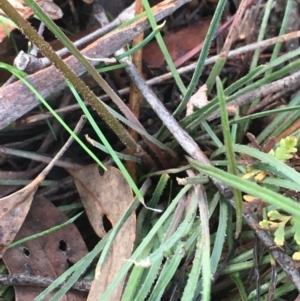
[207,69,300,121]
[276,117,300,142]
[0,274,91,292]
[126,0,145,180]
[246,92,283,115]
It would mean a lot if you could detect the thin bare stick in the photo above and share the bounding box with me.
[207,69,300,121]
[0,146,82,170]
[33,115,87,186]
[221,0,249,55]
[0,274,91,292]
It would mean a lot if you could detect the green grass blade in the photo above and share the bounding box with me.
[123,239,161,301]
[0,15,17,28]
[214,144,300,185]
[181,232,203,301]
[136,174,170,244]
[257,91,300,143]
[95,198,140,274]
[115,22,165,60]
[217,77,243,238]
[262,177,300,192]
[230,272,248,301]
[89,139,140,163]
[202,120,223,148]
[188,158,300,218]
[133,255,163,301]
[148,243,185,301]
[141,0,186,96]
[9,212,83,248]
[265,0,292,76]
[249,0,274,71]
[230,105,300,125]
[210,200,228,275]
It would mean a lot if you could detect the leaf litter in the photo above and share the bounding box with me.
[2,0,300,300]
[3,195,88,301]
[69,164,136,301]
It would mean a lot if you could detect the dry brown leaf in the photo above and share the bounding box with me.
[3,195,88,301]
[69,164,133,237]
[69,164,136,301]
[0,180,38,258]
[185,84,236,117]
[143,19,210,68]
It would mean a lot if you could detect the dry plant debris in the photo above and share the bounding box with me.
[70,165,135,301]
[143,18,211,68]
[3,196,88,300]
[1,0,300,300]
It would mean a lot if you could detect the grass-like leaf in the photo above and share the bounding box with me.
[141,0,186,96]
[217,77,243,238]
[187,157,300,219]
[213,144,300,185]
